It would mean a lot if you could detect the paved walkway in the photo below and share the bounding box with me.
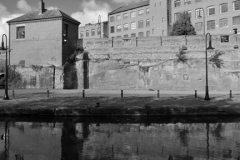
[0,89,239,116]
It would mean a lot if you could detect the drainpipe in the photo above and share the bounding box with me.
[53,65,55,89]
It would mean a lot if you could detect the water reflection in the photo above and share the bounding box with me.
[1,118,240,159]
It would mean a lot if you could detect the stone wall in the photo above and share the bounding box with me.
[75,35,240,91]
[5,65,63,89]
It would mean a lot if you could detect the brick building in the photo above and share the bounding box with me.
[7,0,80,67]
[108,1,152,38]
[171,0,240,35]
[78,21,109,39]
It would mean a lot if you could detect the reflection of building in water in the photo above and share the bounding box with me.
[80,122,240,160]
[9,122,62,160]
[61,122,89,160]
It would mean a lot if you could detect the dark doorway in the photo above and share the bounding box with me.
[83,52,89,89]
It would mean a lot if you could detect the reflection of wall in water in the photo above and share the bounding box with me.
[82,123,240,159]
[9,122,62,160]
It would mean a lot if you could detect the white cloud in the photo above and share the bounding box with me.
[112,0,143,5]
[46,6,58,10]
[17,0,33,13]
[71,0,111,26]
[0,3,23,39]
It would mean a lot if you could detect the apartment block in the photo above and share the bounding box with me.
[171,0,240,35]
[108,1,152,38]
[79,21,109,39]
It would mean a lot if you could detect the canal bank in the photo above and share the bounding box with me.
[0,89,240,117]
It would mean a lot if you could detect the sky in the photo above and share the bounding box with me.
[0,0,144,36]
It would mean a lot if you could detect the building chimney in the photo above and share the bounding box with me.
[38,0,45,14]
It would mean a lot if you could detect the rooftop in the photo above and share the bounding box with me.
[7,9,80,25]
[109,0,149,15]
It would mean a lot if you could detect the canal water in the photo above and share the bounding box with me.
[0,117,240,160]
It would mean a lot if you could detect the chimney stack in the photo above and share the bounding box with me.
[39,0,45,14]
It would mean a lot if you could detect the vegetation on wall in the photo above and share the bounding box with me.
[170,12,196,36]
[8,65,26,88]
[209,50,225,69]
[175,45,188,65]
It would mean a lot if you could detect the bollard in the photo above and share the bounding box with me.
[47,88,49,98]
[12,90,15,99]
[157,90,160,98]
[96,102,100,108]
[82,90,85,98]
[121,90,123,98]
[230,90,232,98]
[195,90,197,98]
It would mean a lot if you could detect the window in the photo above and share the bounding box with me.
[186,10,191,18]
[110,16,114,22]
[123,24,129,31]
[184,0,191,5]
[146,8,150,14]
[152,16,155,23]
[138,20,144,28]
[146,31,150,37]
[220,35,229,43]
[207,20,215,30]
[131,33,136,37]
[233,16,240,26]
[233,1,240,11]
[63,24,68,37]
[220,3,228,13]
[131,22,136,30]
[219,18,228,28]
[97,28,101,35]
[110,26,115,33]
[86,30,89,37]
[152,29,155,34]
[138,9,144,15]
[117,25,122,32]
[131,11,136,18]
[146,19,150,27]
[162,17,165,23]
[91,29,95,36]
[16,26,25,39]
[174,12,181,22]
[195,22,202,31]
[195,8,203,18]
[123,13,128,19]
[207,6,215,16]
[117,36,121,38]
[162,30,165,36]
[138,32,144,37]
[80,31,84,38]
[174,0,181,7]
[117,15,121,21]
[124,34,128,38]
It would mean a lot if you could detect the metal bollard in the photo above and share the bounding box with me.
[230,90,232,98]
[47,88,49,98]
[157,90,160,98]
[12,90,15,99]
[195,90,197,98]
[121,90,123,98]
[82,90,85,98]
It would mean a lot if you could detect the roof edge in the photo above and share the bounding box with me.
[109,6,123,15]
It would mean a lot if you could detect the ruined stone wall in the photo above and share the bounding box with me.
[6,65,63,89]
[76,35,240,91]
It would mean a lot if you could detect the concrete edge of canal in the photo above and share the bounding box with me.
[0,106,239,117]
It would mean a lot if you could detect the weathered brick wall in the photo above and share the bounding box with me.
[75,35,240,91]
